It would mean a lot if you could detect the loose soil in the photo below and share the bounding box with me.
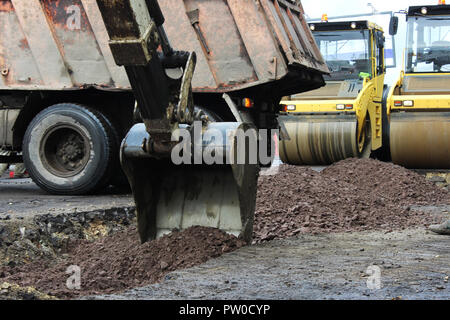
[0,158,448,299]
[92,229,450,300]
[0,226,245,299]
[254,158,449,242]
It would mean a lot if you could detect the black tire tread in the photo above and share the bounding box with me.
[23,103,117,195]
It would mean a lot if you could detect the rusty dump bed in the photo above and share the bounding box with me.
[0,0,327,94]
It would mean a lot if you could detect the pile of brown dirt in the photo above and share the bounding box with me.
[321,158,448,205]
[254,158,449,242]
[0,226,245,299]
[1,158,448,299]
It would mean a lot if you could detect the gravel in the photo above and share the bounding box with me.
[254,158,449,242]
[1,158,448,299]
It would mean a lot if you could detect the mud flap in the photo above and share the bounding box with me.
[120,123,259,243]
[278,114,371,165]
[390,112,450,169]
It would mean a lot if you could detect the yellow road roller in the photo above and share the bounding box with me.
[279,21,386,165]
[387,4,450,169]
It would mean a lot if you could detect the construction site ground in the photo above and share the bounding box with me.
[0,159,448,300]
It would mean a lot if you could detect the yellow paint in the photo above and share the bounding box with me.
[390,95,450,110]
[281,24,384,151]
[387,73,450,113]
[404,73,450,77]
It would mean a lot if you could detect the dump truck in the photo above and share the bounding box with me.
[387,4,450,169]
[1,0,327,242]
[278,20,386,165]
[0,0,327,197]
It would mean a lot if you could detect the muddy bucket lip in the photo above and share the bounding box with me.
[122,156,259,242]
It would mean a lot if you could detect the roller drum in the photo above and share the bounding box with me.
[390,112,450,169]
[279,114,371,165]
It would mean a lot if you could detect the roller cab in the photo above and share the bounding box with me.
[279,21,385,165]
[388,4,450,169]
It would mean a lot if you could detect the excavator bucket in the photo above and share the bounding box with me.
[97,0,260,243]
[279,114,371,165]
[120,123,259,243]
[390,112,450,169]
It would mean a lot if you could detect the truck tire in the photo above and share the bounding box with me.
[22,103,117,195]
[101,113,130,190]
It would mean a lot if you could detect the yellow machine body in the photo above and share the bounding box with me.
[387,73,450,169]
[386,4,450,169]
[279,21,385,165]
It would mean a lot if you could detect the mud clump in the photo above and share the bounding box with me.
[254,158,449,242]
[0,207,135,268]
[0,282,57,300]
[0,226,245,299]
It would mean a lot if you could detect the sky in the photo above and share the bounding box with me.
[301,0,447,84]
[301,0,442,19]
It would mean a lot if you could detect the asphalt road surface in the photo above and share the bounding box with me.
[0,176,133,221]
[91,228,450,300]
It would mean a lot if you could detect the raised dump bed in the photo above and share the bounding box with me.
[0,0,327,196]
[0,0,327,94]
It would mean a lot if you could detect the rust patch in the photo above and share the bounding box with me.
[96,0,142,40]
[0,66,14,86]
[0,1,13,12]
[18,38,30,50]
[41,0,91,31]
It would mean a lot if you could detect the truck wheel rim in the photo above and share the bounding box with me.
[40,125,91,178]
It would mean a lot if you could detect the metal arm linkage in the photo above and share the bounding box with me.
[97,0,196,150]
